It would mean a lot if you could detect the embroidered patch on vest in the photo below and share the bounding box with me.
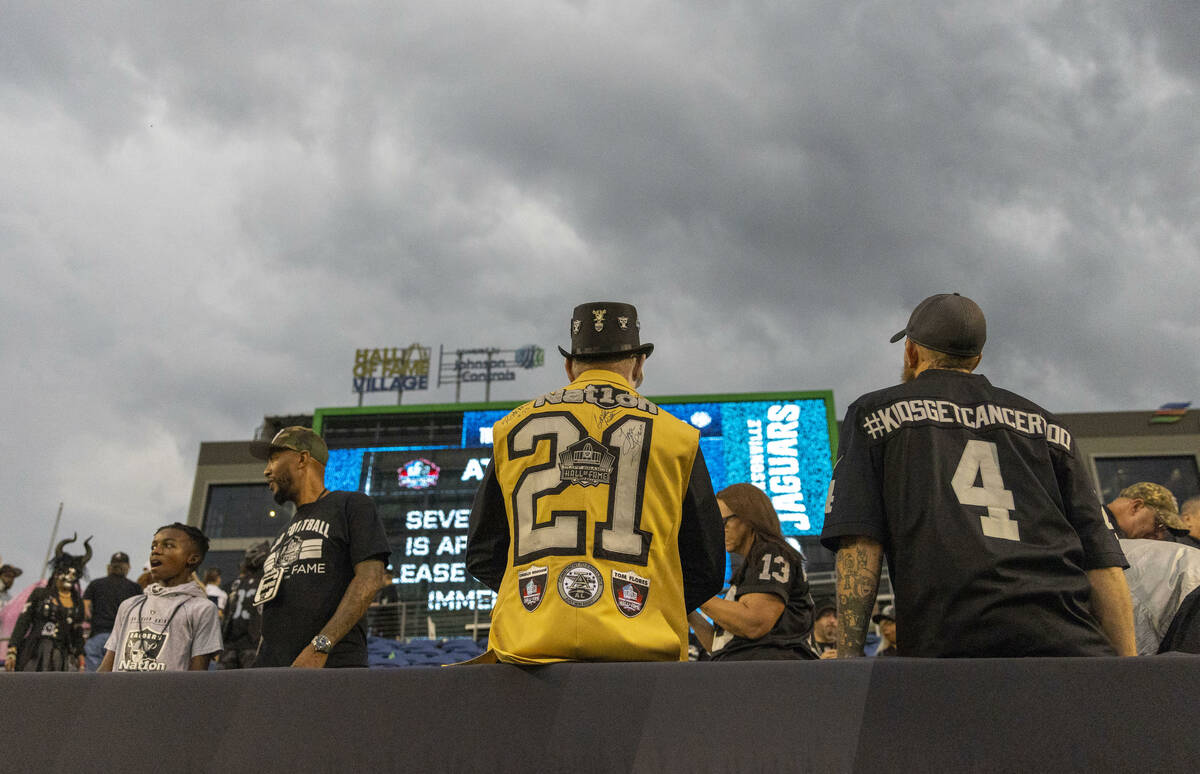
[557,562,603,608]
[518,565,549,612]
[611,570,650,617]
[557,437,616,487]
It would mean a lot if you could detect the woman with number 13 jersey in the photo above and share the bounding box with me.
[689,483,816,660]
[466,301,725,664]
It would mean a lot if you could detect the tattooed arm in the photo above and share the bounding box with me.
[835,535,883,657]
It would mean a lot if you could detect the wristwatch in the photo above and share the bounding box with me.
[311,634,333,654]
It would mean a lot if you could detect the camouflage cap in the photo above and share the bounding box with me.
[1119,482,1188,534]
[249,426,329,466]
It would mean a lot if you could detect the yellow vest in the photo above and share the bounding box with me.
[486,370,703,663]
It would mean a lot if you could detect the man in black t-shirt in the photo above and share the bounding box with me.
[250,427,391,668]
[821,293,1136,658]
[82,552,141,671]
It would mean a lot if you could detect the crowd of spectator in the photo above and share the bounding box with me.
[4,478,1193,671]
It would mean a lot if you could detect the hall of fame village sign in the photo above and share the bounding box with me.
[353,343,545,396]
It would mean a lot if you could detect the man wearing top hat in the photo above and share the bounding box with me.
[249,426,391,668]
[821,293,1136,658]
[467,301,724,663]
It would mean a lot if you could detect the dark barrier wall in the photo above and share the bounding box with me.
[2,657,1197,773]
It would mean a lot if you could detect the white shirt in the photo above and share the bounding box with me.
[205,583,228,613]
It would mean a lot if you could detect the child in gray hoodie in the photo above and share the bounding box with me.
[99,523,223,672]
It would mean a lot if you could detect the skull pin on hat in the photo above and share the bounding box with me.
[558,301,654,359]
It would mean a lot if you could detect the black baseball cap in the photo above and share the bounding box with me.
[110,552,130,564]
[814,599,836,619]
[890,293,986,357]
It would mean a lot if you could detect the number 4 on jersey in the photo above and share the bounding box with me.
[951,440,1020,542]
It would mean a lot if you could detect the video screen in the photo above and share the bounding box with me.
[318,393,835,618]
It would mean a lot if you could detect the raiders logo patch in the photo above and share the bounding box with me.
[121,628,168,671]
[611,570,650,617]
[518,565,548,612]
[557,562,603,608]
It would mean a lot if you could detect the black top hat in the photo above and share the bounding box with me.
[558,301,654,359]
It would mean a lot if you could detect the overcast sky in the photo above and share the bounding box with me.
[2,2,1197,582]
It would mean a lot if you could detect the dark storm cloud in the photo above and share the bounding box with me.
[1,1,1197,574]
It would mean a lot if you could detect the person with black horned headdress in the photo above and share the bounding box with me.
[5,535,91,672]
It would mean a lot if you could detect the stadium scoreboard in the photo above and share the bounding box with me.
[314,390,837,626]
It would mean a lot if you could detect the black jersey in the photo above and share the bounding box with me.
[222,574,262,650]
[820,370,1126,658]
[710,537,814,660]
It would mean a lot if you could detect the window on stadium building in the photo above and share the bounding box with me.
[199,550,245,586]
[203,483,291,538]
[1093,455,1200,508]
